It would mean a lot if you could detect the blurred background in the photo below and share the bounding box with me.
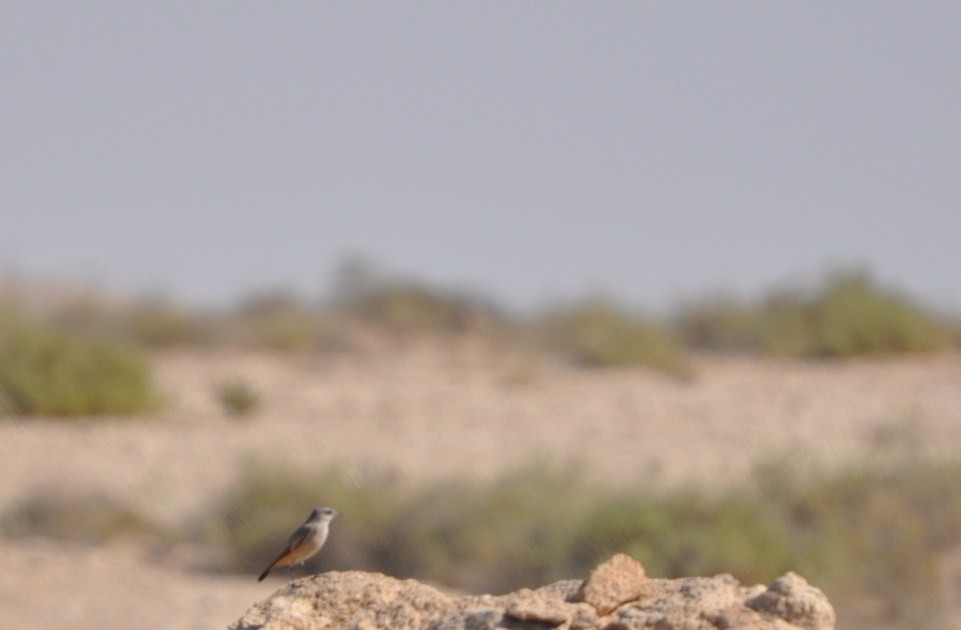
[1,3,960,629]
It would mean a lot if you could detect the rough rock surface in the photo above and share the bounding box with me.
[231,555,835,630]
[576,553,649,615]
[746,572,837,630]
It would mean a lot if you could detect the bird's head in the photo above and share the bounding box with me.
[311,506,341,523]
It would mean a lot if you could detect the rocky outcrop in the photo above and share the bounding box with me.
[231,554,835,630]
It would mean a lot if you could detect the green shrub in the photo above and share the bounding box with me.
[753,454,957,628]
[382,466,592,592]
[0,492,157,543]
[766,272,946,357]
[675,272,948,358]
[537,300,693,378]
[216,379,261,418]
[250,314,319,351]
[0,319,159,417]
[576,491,793,585]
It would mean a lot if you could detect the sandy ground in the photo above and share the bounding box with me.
[2,346,961,628]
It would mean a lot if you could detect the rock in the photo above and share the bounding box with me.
[575,553,649,615]
[614,574,770,629]
[505,587,579,624]
[231,556,836,630]
[746,572,836,630]
[230,571,458,630]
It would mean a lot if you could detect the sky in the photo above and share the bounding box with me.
[2,2,959,313]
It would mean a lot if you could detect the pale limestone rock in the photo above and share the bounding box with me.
[505,588,574,624]
[746,572,836,630]
[575,553,649,615]
[231,556,835,630]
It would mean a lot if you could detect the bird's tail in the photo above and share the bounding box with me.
[258,547,296,581]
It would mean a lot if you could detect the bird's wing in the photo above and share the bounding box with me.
[284,524,314,554]
[259,524,314,579]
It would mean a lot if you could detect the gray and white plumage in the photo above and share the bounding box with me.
[257,507,340,581]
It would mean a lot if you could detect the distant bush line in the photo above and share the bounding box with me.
[1,268,958,393]
[675,271,949,357]
[205,445,961,629]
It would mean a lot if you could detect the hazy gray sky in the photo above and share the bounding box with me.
[2,3,959,311]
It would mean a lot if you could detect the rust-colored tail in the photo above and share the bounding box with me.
[258,548,293,581]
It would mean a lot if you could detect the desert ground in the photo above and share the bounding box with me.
[2,346,961,628]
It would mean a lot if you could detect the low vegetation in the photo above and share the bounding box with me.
[343,282,500,336]
[0,266,955,414]
[206,466,405,575]
[0,492,159,544]
[207,444,961,629]
[0,318,159,417]
[330,255,505,337]
[535,299,693,377]
[676,271,949,357]
[120,301,213,347]
[215,379,261,418]
[220,291,331,352]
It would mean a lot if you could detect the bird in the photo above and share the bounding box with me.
[257,507,340,581]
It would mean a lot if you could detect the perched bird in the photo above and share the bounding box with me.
[257,507,340,581]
